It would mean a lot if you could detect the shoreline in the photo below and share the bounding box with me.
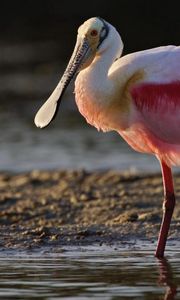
[0,169,179,252]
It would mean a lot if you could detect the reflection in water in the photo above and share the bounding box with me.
[157,258,177,300]
[0,248,179,299]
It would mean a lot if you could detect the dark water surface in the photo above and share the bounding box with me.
[0,246,179,300]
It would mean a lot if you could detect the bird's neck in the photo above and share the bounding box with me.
[74,46,125,132]
[75,45,122,103]
[90,48,118,80]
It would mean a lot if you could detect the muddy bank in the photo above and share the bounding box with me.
[0,169,179,251]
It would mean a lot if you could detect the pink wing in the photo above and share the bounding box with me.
[131,81,180,144]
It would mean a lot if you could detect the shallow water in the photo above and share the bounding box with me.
[0,98,159,173]
[0,246,179,300]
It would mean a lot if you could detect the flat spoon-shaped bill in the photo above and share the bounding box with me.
[34,38,90,128]
[34,82,64,128]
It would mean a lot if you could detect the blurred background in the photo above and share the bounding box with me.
[0,0,179,172]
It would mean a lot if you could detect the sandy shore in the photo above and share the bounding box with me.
[0,169,179,252]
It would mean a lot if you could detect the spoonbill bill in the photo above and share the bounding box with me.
[34,17,180,258]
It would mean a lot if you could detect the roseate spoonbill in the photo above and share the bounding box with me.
[34,17,180,258]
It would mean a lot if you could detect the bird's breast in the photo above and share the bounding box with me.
[74,73,131,132]
[74,79,110,131]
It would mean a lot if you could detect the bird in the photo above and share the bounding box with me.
[34,17,180,258]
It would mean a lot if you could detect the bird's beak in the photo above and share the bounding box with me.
[34,37,91,128]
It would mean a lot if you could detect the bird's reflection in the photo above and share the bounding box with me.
[157,258,177,300]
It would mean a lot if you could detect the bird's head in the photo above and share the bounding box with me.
[75,17,110,69]
[34,17,122,128]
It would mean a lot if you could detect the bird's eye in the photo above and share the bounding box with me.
[90,29,98,37]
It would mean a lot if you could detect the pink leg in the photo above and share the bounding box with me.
[155,160,176,258]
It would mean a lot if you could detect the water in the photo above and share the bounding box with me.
[0,246,179,300]
[0,96,160,173]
